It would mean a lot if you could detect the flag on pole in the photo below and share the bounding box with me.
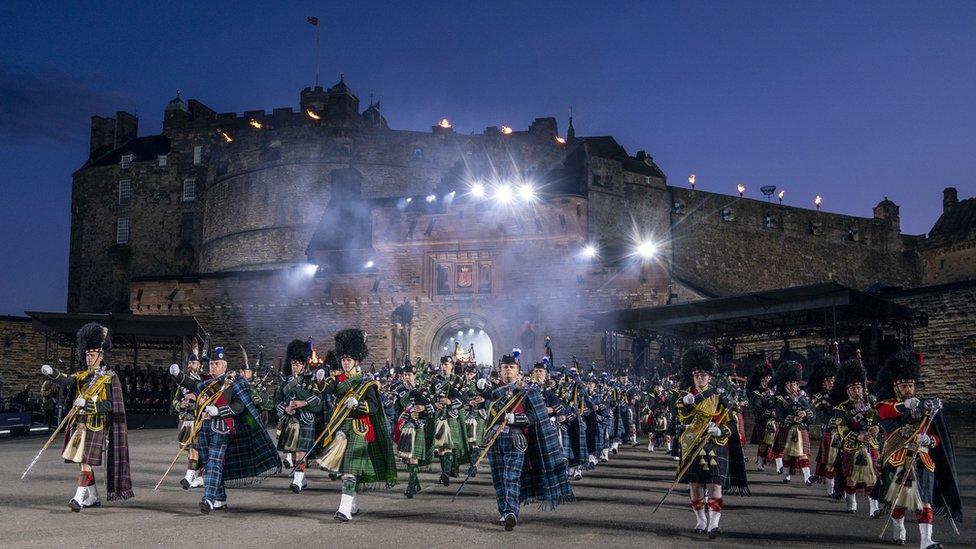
[307,16,319,26]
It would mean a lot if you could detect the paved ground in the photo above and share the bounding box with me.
[1,429,972,548]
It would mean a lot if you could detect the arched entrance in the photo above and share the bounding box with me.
[428,313,497,367]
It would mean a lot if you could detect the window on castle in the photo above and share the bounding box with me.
[412,147,424,160]
[673,201,685,214]
[763,213,776,229]
[478,263,492,294]
[436,264,452,295]
[118,180,132,206]
[193,146,203,165]
[116,217,130,244]
[120,153,134,168]
[592,174,603,187]
[180,213,194,243]
[157,155,168,167]
[182,180,197,202]
[848,226,860,242]
[721,208,735,222]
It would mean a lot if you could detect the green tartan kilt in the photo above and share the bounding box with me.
[465,413,486,448]
[443,415,471,465]
[399,420,430,465]
[339,418,376,480]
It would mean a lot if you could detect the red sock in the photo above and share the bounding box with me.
[916,507,933,524]
[689,498,705,510]
[78,470,95,487]
[892,507,906,520]
[707,498,724,513]
[297,462,306,472]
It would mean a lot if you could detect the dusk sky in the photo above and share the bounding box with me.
[1,1,974,316]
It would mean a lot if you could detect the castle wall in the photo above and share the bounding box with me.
[668,188,922,296]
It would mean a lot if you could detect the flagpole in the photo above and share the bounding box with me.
[315,23,320,86]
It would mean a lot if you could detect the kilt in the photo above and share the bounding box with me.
[840,446,879,488]
[338,418,376,480]
[750,417,776,446]
[397,419,430,464]
[438,416,471,465]
[62,417,107,466]
[177,419,199,450]
[680,440,729,486]
[814,431,835,478]
[277,417,314,453]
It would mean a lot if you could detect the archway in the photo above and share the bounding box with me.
[427,313,498,367]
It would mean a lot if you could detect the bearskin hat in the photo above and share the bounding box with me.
[334,329,368,361]
[874,350,921,401]
[76,322,111,357]
[805,355,838,395]
[323,349,339,370]
[285,339,310,366]
[746,360,774,393]
[500,354,518,365]
[400,363,415,374]
[772,360,804,394]
[829,358,868,405]
[679,345,716,388]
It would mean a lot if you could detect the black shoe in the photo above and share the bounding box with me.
[782,478,790,484]
[923,544,942,549]
[504,514,517,531]
[69,499,82,512]
[334,511,351,522]
[440,472,451,486]
[869,510,882,519]
[404,489,414,499]
[180,478,191,490]
[708,528,721,540]
[892,540,905,546]
[290,483,302,494]
[200,500,212,514]
[777,467,784,475]
[328,472,339,481]
[694,528,705,534]
[805,479,813,487]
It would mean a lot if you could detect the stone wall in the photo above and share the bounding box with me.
[668,188,922,296]
[0,316,47,395]
[888,280,976,402]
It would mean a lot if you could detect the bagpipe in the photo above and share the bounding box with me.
[297,373,379,474]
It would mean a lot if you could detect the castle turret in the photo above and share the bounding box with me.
[873,197,900,230]
[163,91,190,131]
[325,75,360,125]
[89,115,115,160]
[943,187,959,211]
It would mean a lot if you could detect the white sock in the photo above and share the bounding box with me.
[694,508,707,531]
[918,523,935,549]
[293,470,305,487]
[708,510,721,532]
[85,483,99,505]
[892,517,906,542]
[846,493,857,512]
[826,478,835,494]
[73,485,87,503]
[784,475,791,482]
[868,498,879,516]
[184,469,195,482]
[757,456,765,467]
[337,493,354,518]
[801,467,811,482]
[213,499,226,508]
[774,458,783,471]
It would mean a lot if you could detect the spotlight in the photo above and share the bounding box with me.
[405,197,412,203]
[581,244,598,259]
[517,183,536,202]
[364,260,375,269]
[301,263,319,276]
[478,329,484,334]
[635,241,658,260]
[457,330,463,337]
[494,184,514,203]
[468,328,474,334]
[470,182,486,198]
[426,194,437,203]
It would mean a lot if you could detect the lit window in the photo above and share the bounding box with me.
[120,153,134,168]
[193,146,203,165]
[158,154,168,167]
[118,180,132,205]
[182,180,197,202]
[116,218,130,244]
[412,148,424,160]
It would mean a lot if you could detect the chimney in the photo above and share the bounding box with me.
[89,115,116,160]
[943,187,959,212]
[115,111,138,144]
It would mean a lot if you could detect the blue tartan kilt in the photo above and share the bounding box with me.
[680,441,729,486]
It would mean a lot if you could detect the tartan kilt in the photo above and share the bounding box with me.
[62,417,106,466]
[680,441,729,486]
[339,418,376,480]
[751,417,775,445]
[177,419,199,450]
[772,425,810,457]
[814,431,835,477]
[276,418,314,453]
[397,419,429,464]
[840,447,879,487]
[437,416,471,465]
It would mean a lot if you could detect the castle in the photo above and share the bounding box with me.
[61,76,974,377]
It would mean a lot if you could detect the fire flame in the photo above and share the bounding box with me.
[309,348,323,365]
[439,118,452,128]
[688,174,696,185]
[219,130,233,143]
[249,119,263,129]
[555,136,566,144]
[306,108,321,120]
[778,190,785,200]
[500,126,513,134]
[737,184,746,195]
[815,195,823,206]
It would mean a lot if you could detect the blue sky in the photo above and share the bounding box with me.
[1,1,974,315]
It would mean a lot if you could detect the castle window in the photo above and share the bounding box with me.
[120,153,134,168]
[182,180,197,202]
[672,201,685,214]
[592,174,603,187]
[116,217,130,244]
[721,207,735,222]
[180,213,194,243]
[763,213,776,229]
[193,146,203,165]
[412,147,424,160]
[645,176,651,185]
[118,180,132,206]
[848,226,860,242]
[157,154,168,167]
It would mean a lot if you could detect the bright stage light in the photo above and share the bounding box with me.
[426,194,437,203]
[517,183,536,202]
[494,184,514,204]
[581,244,598,259]
[635,241,658,259]
[301,263,319,276]
[470,182,486,198]
[364,260,375,269]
